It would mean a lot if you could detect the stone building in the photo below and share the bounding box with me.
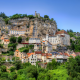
[34,11,40,18]
[43,30,70,49]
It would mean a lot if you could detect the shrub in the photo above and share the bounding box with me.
[1,65,7,72]
[10,66,15,72]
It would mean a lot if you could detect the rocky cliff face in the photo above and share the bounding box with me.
[8,17,58,39]
[0,17,5,28]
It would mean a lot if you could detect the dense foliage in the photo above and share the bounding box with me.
[0,12,8,19]
[18,36,22,43]
[66,56,80,79]
[10,36,16,43]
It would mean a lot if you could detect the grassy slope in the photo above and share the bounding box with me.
[49,65,69,80]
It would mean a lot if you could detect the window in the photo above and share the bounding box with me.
[32,55,33,58]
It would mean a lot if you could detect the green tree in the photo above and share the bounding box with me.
[1,65,7,72]
[4,18,10,24]
[26,65,38,79]
[0,12,8,19]
[10,66,15,72]
[50,18,54,21]
[26,37,29,41]
[18,36,22,43]
[27,15,34,19]
[19,47,29,53]
[14,60,23,70]
[58,29,61,31]
[8,72,17,80]
[10,36,16,43]
[44,15,49,18]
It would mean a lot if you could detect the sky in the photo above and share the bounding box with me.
[0,0,80,32]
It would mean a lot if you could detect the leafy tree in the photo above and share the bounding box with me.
[2,57,6,62]
[18,36,22,43]
[50,18,54,21]
[10,36,16,43]
[71,42,75,50]
[7,58,10,61]
[10,66,15,72]
[12,57,15,61]
[0,44,3,48]
[47,59,59,70]
[14,60,23,70]
[1,65,7,72]
[68,32,74,37]
[1,72,9,79]
[0,12,8,19]
[9,51,14,55]
[8,72,17,80]
[27,15,34,19]
[26,37,29,41]
[26,65,38,79]
[44,15,49,18]
[4,18,10,24]
[8,43,17,51]
[58,29,61,31]
[29,45,34,49]
[19,47,29,53]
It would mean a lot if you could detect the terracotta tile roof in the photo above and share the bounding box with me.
[16,49,19,52]
[64,53,70,56]
[1,37,4,40]
[43,41,45,42]
[27,53,34,57]
[44,62,47,64]
[35,51,42,54]
[60,35,65,37]
[4,39,9,42]
[71,54,76,57]
[56,30,68,35]
[74,52,80,56]
[41,53,52,56]
[46,56,52,59]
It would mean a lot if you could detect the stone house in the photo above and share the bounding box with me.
[27,53,37,66]
[14,49,28,63]
[43,30,70,49]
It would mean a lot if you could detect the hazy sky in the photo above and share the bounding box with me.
[0,0,80,32]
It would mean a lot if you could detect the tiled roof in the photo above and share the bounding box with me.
[27,53,34,57]
[35,51,42,54]
[41,53,52,56]
[64,53,70,56]
[4,39,9,42]
[16,49,19,52]
[56,30,68,35]
[46,56,52,59]
[74,52,80,56]
[60,35,65,37]
[71,54,76,57]
[1,37,4,40]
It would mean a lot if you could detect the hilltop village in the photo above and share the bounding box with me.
[0,11,77,67]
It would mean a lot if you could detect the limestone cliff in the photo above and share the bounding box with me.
[8,17,58,39]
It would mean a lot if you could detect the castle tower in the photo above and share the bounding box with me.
[35,11,37,17]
